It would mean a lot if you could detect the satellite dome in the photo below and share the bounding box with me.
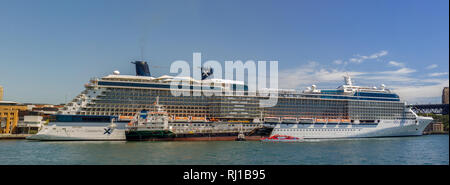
[113,70,120,75]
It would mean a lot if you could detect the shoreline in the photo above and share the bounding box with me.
[1,133,448,140]
[0,134,32,140]
[423,132,449,135]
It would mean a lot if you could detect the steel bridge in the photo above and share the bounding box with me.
[407,104,449,115]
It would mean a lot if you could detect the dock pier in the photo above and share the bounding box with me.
[0,134,32,140]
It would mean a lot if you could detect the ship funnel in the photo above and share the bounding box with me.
[344,75,352,86]
[132,61,151,76]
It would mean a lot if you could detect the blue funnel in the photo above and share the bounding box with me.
[132,61,151,76]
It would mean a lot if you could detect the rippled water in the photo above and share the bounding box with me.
[0,135,447,165]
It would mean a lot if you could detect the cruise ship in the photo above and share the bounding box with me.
[56,61,433,139]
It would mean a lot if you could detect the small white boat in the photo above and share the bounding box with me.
[26,120,125,141]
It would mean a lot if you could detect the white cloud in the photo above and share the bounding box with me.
[278,51,446,103]
[349,50,388,63]
[388,61,405,67]
[333,60,343,65]
[278,62,366,89]
[362,75,416,83]
[426,64,438,69]
[369,50,388,59]
[391,79,449,103]
[280,62,418,89]
[377,67,416,75]
[428,72,448,77]
[349,66,418,84]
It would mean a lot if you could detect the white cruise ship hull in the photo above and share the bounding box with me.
[271,117,433,139]
[27,125,126,141]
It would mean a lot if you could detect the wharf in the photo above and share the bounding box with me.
[0,134,32,139]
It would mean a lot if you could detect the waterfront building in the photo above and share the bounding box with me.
[0,101,59,134]
[0,101,27,134]
[23,104,63,121]
[424,121,445,134]
[16,115,44,134]
[443,87,449,104]
[433,123,444,132]
[0,86,3,101]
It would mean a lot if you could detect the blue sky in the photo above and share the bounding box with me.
[0,0,448,104]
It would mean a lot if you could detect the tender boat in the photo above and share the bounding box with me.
[26,116,126,141]
[260,134,303,142]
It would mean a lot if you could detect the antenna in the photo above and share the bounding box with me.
[344,73,352,86]
[140,45,144,61]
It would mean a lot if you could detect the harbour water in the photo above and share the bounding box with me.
[0,135,447,165]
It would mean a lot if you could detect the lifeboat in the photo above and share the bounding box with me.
[119,116,134,121]
[298,117,314,124]
[173,117,190,122]
[191,117,206,122]
[264,117,280,124]
[281,117,298,124]
[340,119,351,123]
[327,119,340,123]
[315,119,327,123]
[260,134,303,142]
[229,120,250,123]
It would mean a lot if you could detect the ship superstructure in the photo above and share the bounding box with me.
[58,61,433,138]
[59,61,257,122]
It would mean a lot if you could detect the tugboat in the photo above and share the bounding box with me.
[125,97,173,141]
[125,97,273,141]
[260,134,303,142]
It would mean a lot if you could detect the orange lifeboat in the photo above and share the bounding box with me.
[173,117,189,122]
[119,116,134,121]
[328,119,340,123]
[341,119,351,123]
[315,119,327,123]
[191,117,206,122]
